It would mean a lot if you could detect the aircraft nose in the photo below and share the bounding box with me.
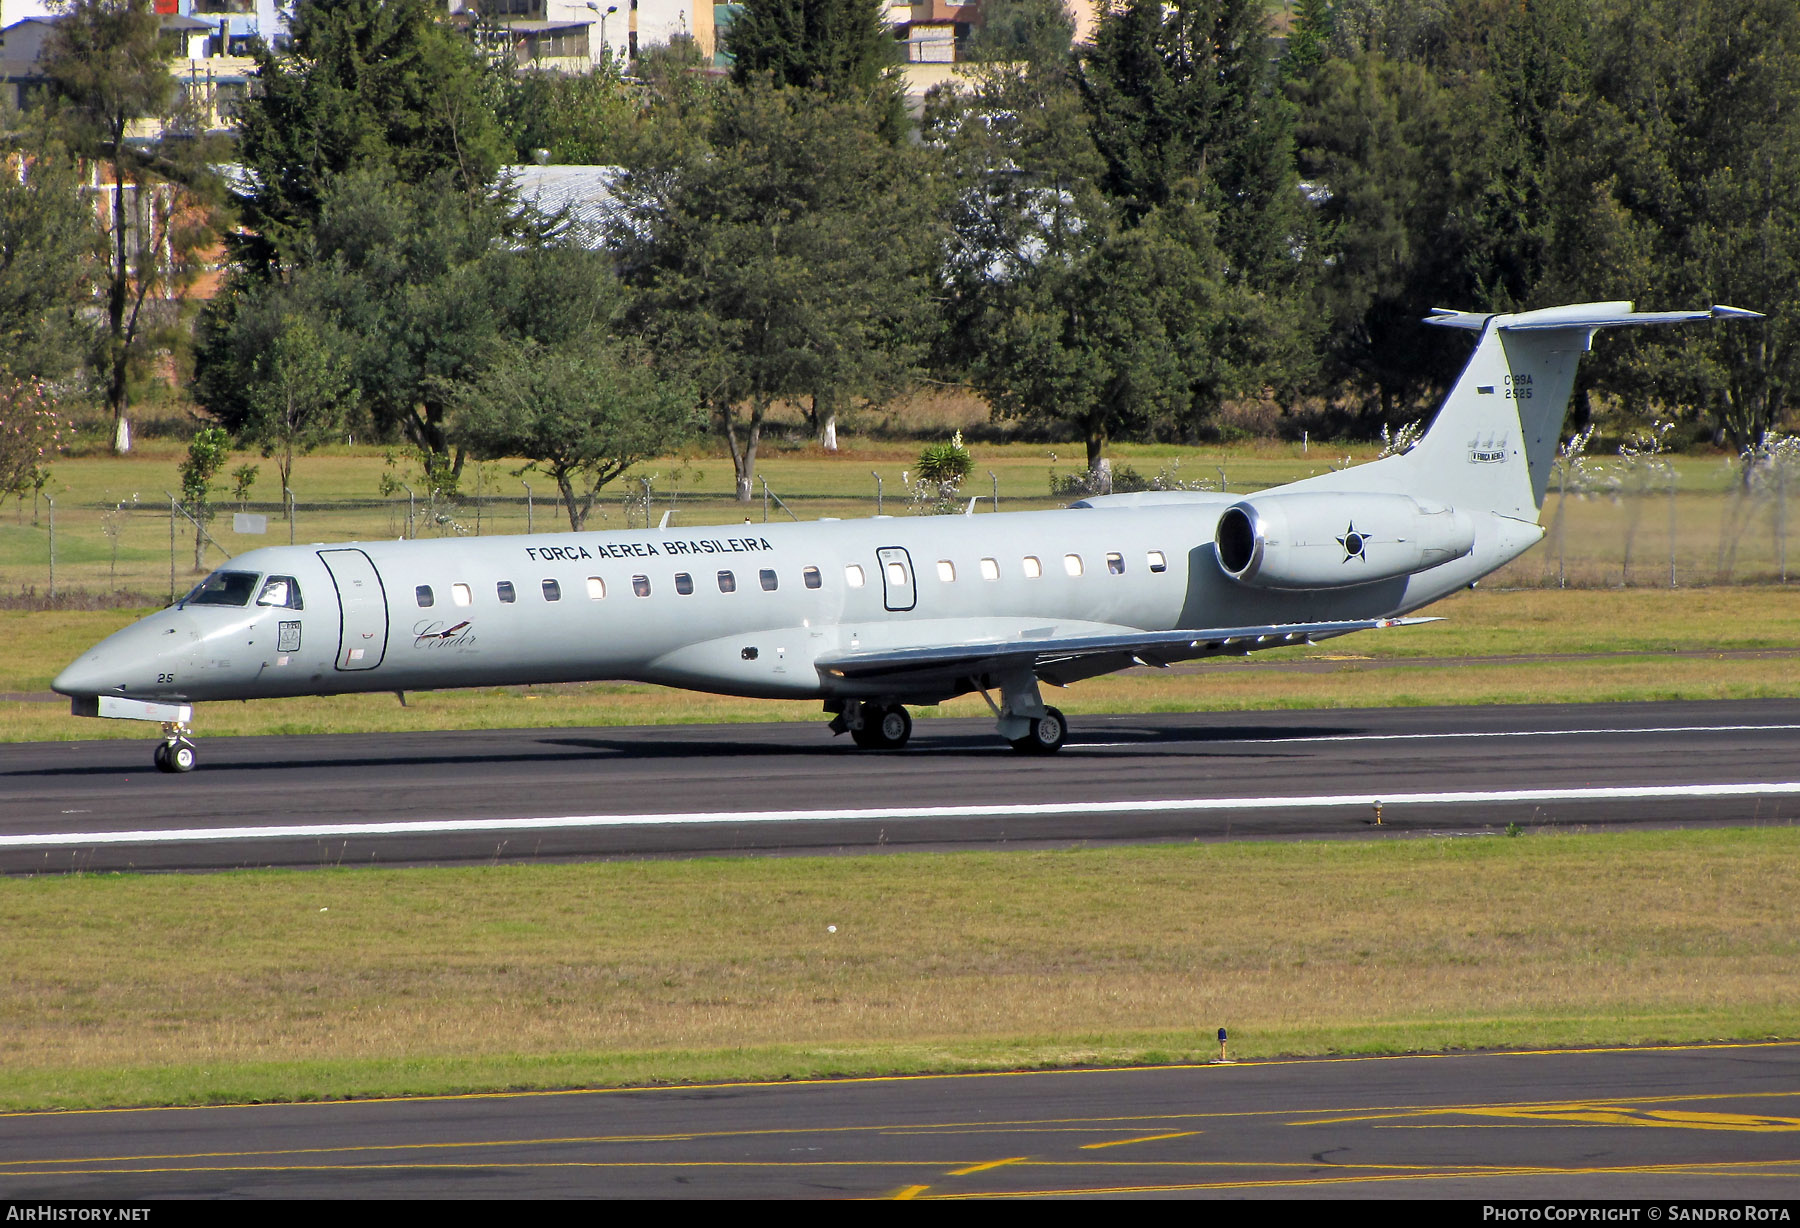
[53,615,192,697]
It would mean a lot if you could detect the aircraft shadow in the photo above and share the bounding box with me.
[0,721,1365,778]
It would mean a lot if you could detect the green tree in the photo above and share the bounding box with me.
[198,169,608,471]
[179,426,231,572]
[41,0,213,454]
[974,211,1210,474]
[963,0,1076,67]
[0,379,68,510]
[454,336,698,531]
[1079,0,1306,288]
[1282,0,1334,79]
[622,81,943,496]
[0,141,95,381]
[500,59,641,166]
[241,313,355,502]
[925,42,1107,384]
[1074,0,1317,429]
[723,0,895,94]
[233,0,509,271]
[1293,50,1469,413]
[1582,0,1800,456]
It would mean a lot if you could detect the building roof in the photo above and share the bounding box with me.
[503,163,633,247]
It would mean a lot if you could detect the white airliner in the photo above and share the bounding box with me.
[55,301,1759,771]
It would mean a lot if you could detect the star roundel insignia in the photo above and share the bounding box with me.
[1338,522,1370,562]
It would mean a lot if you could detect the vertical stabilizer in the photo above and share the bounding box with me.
[1398,302,1761,521]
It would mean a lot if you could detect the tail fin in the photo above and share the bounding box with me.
[1398,301,1761,521]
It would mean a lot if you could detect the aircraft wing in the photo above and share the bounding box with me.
[815,616,1436,687]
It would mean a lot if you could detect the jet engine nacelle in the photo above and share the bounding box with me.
[1215,493,1476,590]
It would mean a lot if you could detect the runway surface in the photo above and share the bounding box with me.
[4,699,1800,872]
[3,1043,1797,1198]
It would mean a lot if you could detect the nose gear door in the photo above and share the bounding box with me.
[319,548,389,670]
[876,546,916,612]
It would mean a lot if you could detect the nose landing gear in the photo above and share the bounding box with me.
[154,722,197,773]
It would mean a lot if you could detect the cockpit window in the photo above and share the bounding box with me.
[182,570,260,607]
[256,575,303,610]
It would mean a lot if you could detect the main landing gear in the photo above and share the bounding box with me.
[153,721,197,773]
[1007,706,1067,755]
[831,700,913,750]
[825,671,1071,754]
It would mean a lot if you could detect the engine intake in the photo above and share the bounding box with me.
[1216,493,1476,590]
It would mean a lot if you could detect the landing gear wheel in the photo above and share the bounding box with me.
[850,702,912,750]
[1009,706,1068,754]
[154,741,195,773]
[875,703,912,749]
[153,744,172,773]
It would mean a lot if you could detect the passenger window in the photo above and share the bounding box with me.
[256,575,303,609]
[586,577,606,600]
[936,560,955,582]
[1022,556,1042,579]
[542,579,561,602]
[718,570,737,593]
[1148,550,1168,573]
[980,558,999,581]
[803,565,822,589]
[415,585,434,608]
[845,564,865,588]
[1107,552,1125,575]
[760,568,778,592]
[497,580,516,604]
[1064,554,1083,577]
[452,583,472,607]
[632,575,651,598]
[886,561,908,586]
[675,572,694,595]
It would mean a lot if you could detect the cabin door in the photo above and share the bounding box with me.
[319,548,389,671]
[877,546,916,612]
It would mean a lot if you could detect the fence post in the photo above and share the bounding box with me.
[989,470,998,513]
[285,487,296,546]
[873,471,882,515]
[1668,475,1678,588]
[46,493,55,600]
[522,480,533,535]
[169,496,177,604]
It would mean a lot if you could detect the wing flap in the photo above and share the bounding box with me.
[815,617,1437,681]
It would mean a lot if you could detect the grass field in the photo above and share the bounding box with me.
[1,828,1794,1110]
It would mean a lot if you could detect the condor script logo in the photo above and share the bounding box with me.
[413,620,476,651]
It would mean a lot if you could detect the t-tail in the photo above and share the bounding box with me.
[1396,301,1762,522]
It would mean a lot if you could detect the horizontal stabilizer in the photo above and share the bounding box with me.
[1425,302,1763,332]
[816,617,1437,681]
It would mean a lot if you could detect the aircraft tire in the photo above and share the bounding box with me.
[170,743,196,773]
[1010,707,1068,755]
[851,703,912,750]
[876,704,912,749]
[153,744,172,773]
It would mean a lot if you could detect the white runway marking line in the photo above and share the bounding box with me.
[1076,722,1800,749]
[6,781,1800,849]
